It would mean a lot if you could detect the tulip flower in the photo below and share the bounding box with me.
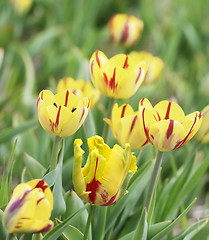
[108,14,144,47]
[130,51,164,84]
[140,98,202,151]
[104,103,149,149]
[3,179,53,234]
[195,105,209,144]
[10,0,33,14]
[37,89,90,137]
[56,77,100,107]
[90,50,148,99]
[73,135,137,206]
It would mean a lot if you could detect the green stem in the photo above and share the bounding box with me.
[102,98,115,142]
[83,205,94,240]
[145,150,164,213]
[7,234,15,240]
[50,135,62,171]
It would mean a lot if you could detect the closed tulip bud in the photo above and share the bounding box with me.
[3,179,53,234]
[73,136,137,206]
[56,77,100,107]
[195,105,209,144]
[130,51,164,84]
[140,98,202,151]
[104,103,149,149]
[108,14,144,47]
[90,50,148,99]
[37,89,90,137]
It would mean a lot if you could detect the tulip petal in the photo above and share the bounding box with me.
[149,119,187,151]
[153,101,185,122]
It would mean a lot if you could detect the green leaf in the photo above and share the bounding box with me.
[165,154,209,219]
[173,218,209,240]
[51,140,66,218]
[151,198,197,240]
[62,190,91,240]
[133,208,148,240]
[0,119,38,144]
[106,159,154,234]
[21,166,34,182]
[148,220,173,239]
[0,209,8,239]
[42,204,89,240]
[62,225,84,240]
[24,153,46,179]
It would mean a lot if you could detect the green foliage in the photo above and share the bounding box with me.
[0,0,209,239]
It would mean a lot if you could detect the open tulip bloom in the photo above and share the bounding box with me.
[73,136,137,206]
[140,98,202,151]
[108,13,144,47]
[90,50,148,99]
[56,77,100,107]
[104,103,149,149]
[3,179,53,234]
[130,51,164,85]
[37,89,91,137]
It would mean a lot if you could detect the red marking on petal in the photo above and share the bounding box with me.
[156,111,161,121]
[129,115,138,135]
[109,67,118,91]
[142,108,150,139]
[135,68,142,84]
[101,193,118,206]
[151,135,154,139]
[140,98,145,106]
[86,157,101,204]
[174,116,197,149]
[96,50,101,67]
[55,106,61,129]
[165,102,172,119]
[34,179,48,192]
[37,97,40,108]
[35,223,53,233]
[90,60,94,76]
[65,90,69,107]
[41,91,44,100]
[121,104,128,118]
[142,139,149,147]
[101,189,108,203]
[103,72,108,86]
[79,107,86,123]
[123,55,129,69]
[37,197,44,205]
[167,119,174,139]
[120,17,129,43]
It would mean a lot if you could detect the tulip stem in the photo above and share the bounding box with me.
[7,234,15,240]
[103,98,115,142]
[83,205,94,240]
[50,136,62,171]
[145,150,164,214]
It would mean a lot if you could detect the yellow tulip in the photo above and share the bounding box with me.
[37,89,90,137]
[90,50,148,99]
[108,14,144,47]
[10,0,33,14]
[130,51,164,84]
[104,103,149,149]
[140,98,202,151]
[73,136,137,206]
[195,105,209,144]
[3,179,53,234]
[56,77,100,107]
